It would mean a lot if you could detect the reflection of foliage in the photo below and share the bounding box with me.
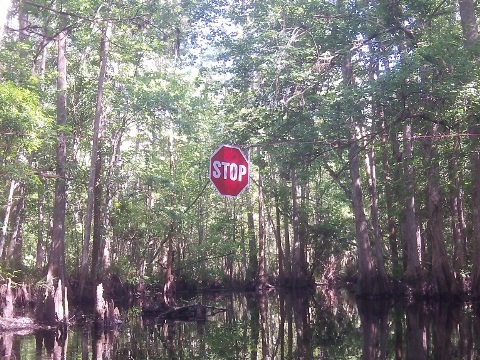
[311,291,362,358]
[10,291,480,358]
[203,322,249,359]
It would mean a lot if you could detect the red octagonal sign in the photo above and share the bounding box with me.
[210,144,249,197]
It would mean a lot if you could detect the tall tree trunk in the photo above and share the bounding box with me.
[291,169,303,286]
[36,180,45,269]
[380,121,400,275]
[457,0,480,297]
[283,192,291,281]
[449,136,467,279]
[363,130,390,293]
[41,16,69,324]
[403,123,424,292]
[103,124,123,274]
[274,191,284,283]
[80,20,112,295]
[91,148,103,281]
[365,49,390,288]
[246,212,258,285]
[299,183,309,282]
[257,148,266,289]
[0,180,17,258]
[424,124,459,298]
[471,139,480,297]
[458,0,478,45]
[348,133,377,296]
[164,122,176,305]
[342,49,388,296]
[7,184,25,269]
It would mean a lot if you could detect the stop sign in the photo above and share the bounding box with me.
[209,144,249,197]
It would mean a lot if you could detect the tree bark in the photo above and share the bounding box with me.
[257,148,266,289]
[0,180,17,258]
[246,212,258,284]
[164,121,176,305]
[35,180,45,269]
[457,0,480,297]
[363,129,390,293]
[42,15,69,324]
[448,136,467,280]
[458,0,478,46]
[283,194,291,281]
[274,191,285,283]
[7,183,25,269]
[403,123,423,291]
[470,136,480,297]
[424,124,459,298]
[342,48,389,296]
[348,134,377,296]
[80,20,112,294]
[291,169,303,286]
[380,121,400,275]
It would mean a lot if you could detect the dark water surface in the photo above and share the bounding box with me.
[2,289,480,359]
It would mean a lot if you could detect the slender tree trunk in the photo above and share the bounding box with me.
[103,125,123,274]
[91,149,103,281]
[471,140,480,297]
[246,212,258,285]
[457,0,480,297]
[380,121,400,275]
[0,180,17,258]
[291,169,303,286]
[164,122,176,304]
[299,183,309,282]
[448,134,467,280]
[283,195,291,281]
[363,130,390,293]
[424,124,459,297]
[36,180,45,269]
[342,49,388,296]
[449,136,463,277]
[274,191,284,283]
[257,148,266,289]
[403,123,423,291]
[41,16,69,324]
[365,50,390,287]
[348,133,377,295]
[80,20,112,295]
[7,184,25,269]
[47,11,68,284]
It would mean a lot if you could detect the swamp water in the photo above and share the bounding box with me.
[2,289,480,359]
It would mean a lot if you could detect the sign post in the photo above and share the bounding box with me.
[209,144,249,197]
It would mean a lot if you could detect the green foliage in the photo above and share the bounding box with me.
[2,0,480,292]
[0,80,50,156]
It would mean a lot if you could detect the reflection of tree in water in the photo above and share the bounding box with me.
[430,302,457,360]
[293,291,313,359]
[8,292,480,358]
[0,333,13,359]
[356,298,390,360]
[35,329,67,359]
[310,289,361,358]
[406,302,428,360]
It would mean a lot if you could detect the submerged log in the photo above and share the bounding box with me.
[0,317,41,333]
[156,304,227,322]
